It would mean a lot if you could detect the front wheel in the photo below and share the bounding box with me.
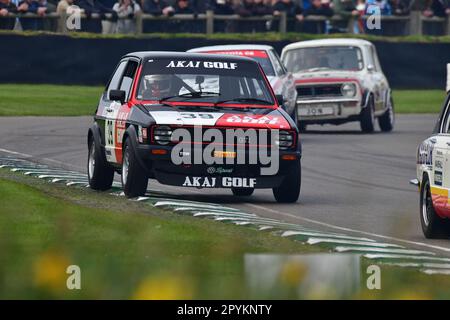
[87,136,114,191]
[420,176,448,239]
[122,138,148,198]
[273,161,301,203]
[360,96,375,133]
[378,96,395,132]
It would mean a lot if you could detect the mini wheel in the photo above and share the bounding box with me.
[360,96,375,133]
[378,96,395,132]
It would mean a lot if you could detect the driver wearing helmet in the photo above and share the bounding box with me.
[142,74,174,100]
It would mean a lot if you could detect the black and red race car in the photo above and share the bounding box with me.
[87,52,301,202]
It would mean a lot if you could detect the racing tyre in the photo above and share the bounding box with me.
[378,97,395,132]
[87,136,114,191]
[122,138,148,198]
[232,187,254,197]
[420,176,448,239]
[273,161,301,203]
[360,96,375,133]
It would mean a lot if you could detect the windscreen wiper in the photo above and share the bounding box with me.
[159,92,220,103]
[214,98,273,106]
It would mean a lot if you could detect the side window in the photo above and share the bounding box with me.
[106,60,128,99]
[269,50,285,76]
[119,60,139,100]
[370,46,380,72]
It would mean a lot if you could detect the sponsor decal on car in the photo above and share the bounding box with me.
[166,60,238,70]
[435,171,443,186]
[182,176,256,188]
[206,50,269,59]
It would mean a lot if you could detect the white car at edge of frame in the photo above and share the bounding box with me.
[417,93,450,238]
[281,38,394,133]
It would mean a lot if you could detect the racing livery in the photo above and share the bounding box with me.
[187,45,298,123]
[87,52,301,202]
[417,93,450,238]
[281,39,394,133]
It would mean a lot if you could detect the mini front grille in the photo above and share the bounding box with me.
[297,84,343,98]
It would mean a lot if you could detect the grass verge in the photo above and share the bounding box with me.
[0,84,445,116]
[1,169,450,299]
[0,170,318,299]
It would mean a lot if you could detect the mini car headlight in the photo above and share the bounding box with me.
[153,125,173,145]
[341,83,357,97]
[275,130,294,150]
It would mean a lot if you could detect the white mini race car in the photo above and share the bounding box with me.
[281,39,394,133]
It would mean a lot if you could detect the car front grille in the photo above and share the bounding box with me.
[297,84,342,98]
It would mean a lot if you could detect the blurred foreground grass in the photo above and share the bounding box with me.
[1,170,450,299]
[0,84,445,116]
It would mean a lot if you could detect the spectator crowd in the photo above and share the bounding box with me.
[0,0,448,35]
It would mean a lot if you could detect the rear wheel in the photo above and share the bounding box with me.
[420,176,448,238]
[273,161,301,203]
[232,187,254,197]
[360,96,375,133]
[87,137,114,191]
[122,138,148,198]
[378,96,395,132]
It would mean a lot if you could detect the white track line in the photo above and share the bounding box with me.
[307,238,403,248]
[282,230,375,242]
[245,203,450,254]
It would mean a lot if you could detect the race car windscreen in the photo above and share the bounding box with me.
[283,46,364,73]
[203,50,276,77]
[136,58,275,106]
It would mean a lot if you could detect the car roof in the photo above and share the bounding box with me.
[123,51,258,63]
[188,44,275,53]
[282,38,373,52]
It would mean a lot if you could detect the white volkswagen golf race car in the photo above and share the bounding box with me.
[281,39,394,133]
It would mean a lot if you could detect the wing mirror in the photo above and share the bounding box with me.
[367,64,375,72]
[275,94,284,106]
[109,90,126,104]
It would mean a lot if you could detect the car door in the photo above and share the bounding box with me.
[101,58,139,164]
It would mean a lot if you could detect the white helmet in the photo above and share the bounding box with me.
[144,74,173,97]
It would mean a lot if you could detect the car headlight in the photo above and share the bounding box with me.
[153,125,173,145]
[341,83,357,97]
[275,130,294,150]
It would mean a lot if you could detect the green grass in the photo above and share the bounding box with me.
[393,90,446,114]
[0,84,445,116]
[0,171,320,299]
[0,84,103,116]
[2,170,450,299]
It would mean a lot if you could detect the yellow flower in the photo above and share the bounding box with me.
[33,250,70,293]
[132,274,194,300]
[279,260,308,286]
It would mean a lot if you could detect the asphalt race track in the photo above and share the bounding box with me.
[1,114,449,255]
